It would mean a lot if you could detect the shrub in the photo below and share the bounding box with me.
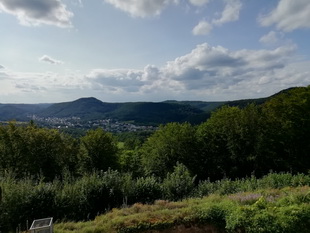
[132,176,162,204]
[257,172,310,189]
[162,163,196,201]
[193,179,217,197]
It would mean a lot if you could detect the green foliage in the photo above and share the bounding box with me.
[0,86,310,232]
[196,104,267,179]
[262,86,310,173]
[79,128,119,172]
[132,176,161,204]
[193,173,310,198]
[194,179,218,197]
[1,86,309,182]
[193,86,310,180]
[0,122,79,181]
[162,163,196,201]
[141,122,198,178]
[54,186,310,233]
[193,199,235,229]
[258,172,310,189]
[116,131,152,150]
[0,174,57,231]
[118,150,142,177]
[226,199,310,233]
[0,172,309,232]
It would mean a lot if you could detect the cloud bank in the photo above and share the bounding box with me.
[0,0,73,27]
[83,43,308,101]
[1,42,309,102]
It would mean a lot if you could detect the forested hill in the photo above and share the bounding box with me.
[0,85,309,232]
[0,103,52,121]
[0,86,305,125]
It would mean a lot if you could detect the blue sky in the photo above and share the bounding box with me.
[0,0,309,103]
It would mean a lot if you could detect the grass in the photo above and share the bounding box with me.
[54,186,310,233]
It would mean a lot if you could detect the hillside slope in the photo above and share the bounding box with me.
[0,104,51,121]
[0,86,307,125]
[38,98,208,125]
[39,97,120,119]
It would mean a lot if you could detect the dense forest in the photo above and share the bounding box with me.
[0,86,309,232]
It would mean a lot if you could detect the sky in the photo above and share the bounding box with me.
[0,0,309,103]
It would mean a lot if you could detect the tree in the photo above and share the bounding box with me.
[119,150,142,177]
[140,122,198,178]
[0,122,79,181]
[0,122,27,176]
[79,128,118,172]
[196,104,267,180]
[262,86,310,173]
[23,124,79,180]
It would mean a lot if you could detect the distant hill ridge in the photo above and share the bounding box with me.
[0,87,304,125]
[38,98,208,125]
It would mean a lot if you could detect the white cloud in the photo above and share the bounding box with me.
[0,0,73,27]
[259,0,310,32]
[86,69,145,92]
[193,0,242,36]
[104,0,179,18]
[188,0,210,7]
[84,43,307,101]
[39,55,64,65]
[212,0,242,25]
[259,31,284,45]
[162,43,301,97]
[86,65,161,93]
[192,20,213,35]
[0,65,4,69]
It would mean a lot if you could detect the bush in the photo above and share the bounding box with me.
[132,176,162,204]
[1,171,310,232]
[258,173,310,189]
[193,179,217,197]
[162,163,196,201]
[0,176,57,232]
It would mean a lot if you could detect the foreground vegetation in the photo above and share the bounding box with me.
[54,185,310,233]
[0,86,309,232]
[1,172,310,232]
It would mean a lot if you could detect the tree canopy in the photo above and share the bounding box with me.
[0,86,308,181]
